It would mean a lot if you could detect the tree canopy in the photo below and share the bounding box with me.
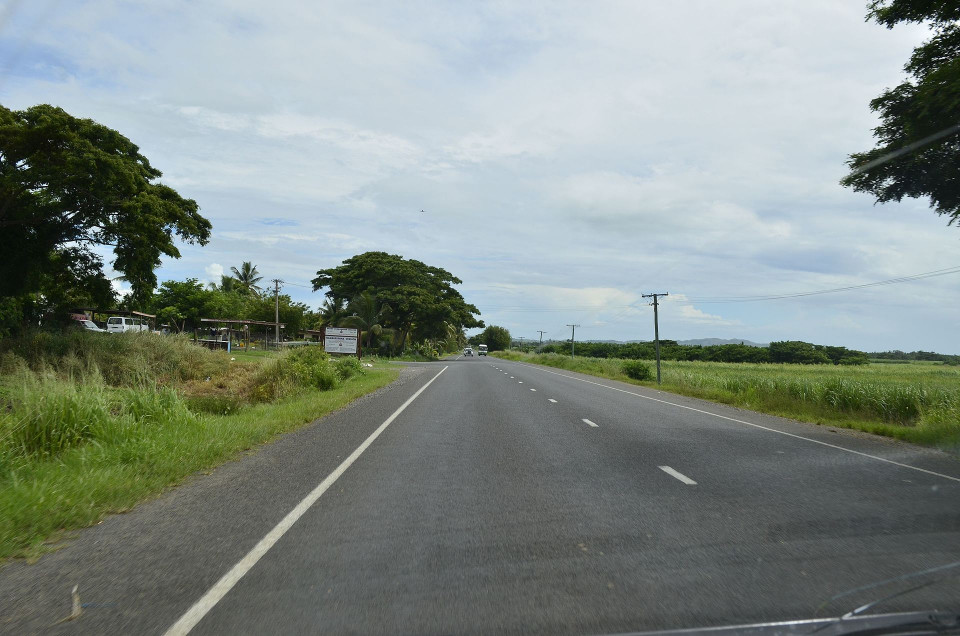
[312,252,483,352]
[0,104,210,308]
[841,1,960,225]
[474,325,511,351]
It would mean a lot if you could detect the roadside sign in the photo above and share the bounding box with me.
[324,326,360,357]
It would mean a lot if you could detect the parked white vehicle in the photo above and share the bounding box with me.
[71,317,106,333]
[106,316,150,333]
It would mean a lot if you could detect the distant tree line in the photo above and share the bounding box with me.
[538,340,870,365]
[868,350,960,365]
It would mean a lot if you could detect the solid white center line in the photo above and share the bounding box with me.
[582,418,599,428]
[659,465,697,485]
[163,367,450,636]
[530,388,536,391]
[548,399,557,403]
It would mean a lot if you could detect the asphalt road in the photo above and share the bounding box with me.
[1,358,959,634]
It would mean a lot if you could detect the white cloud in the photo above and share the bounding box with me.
[5,0,956,352]
[204,263,224,285]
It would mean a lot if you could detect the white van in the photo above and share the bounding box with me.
[478,344,488,356]
[106,316,150,333]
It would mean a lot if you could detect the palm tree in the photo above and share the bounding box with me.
[208,275,240,293]
[339,292,388,349]
[230,261,263,296]
[318,297,347,327]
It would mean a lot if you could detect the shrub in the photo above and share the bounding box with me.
[334,356,364,381]
[249,345,341,400]
[622,360,653,381]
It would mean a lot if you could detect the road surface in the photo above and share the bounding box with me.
[1,358,958,634]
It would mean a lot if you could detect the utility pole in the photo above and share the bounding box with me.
[537,330,546,348]
[642,293,669,384]
[566,324,580,357]
[272,279,283,349]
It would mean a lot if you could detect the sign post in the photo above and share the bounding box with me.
[323,326,361,359]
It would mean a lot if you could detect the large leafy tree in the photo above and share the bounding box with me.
[841,1,960,224]
[312,252,483,353]
[0,104,211,307]
[478,325,511,351]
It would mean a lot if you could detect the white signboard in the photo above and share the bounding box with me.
[324,326,360,355]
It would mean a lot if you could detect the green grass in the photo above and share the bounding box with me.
[492,351,960,452]
[0,331,400,561]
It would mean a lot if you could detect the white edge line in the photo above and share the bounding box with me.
[659,465,697,485]
[163,366,450,636]
[582,418,599,428]
[521,363,960,484]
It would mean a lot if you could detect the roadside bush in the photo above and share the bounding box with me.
[622,359,653,381]
[334,356,364,381]
[249,346,341,401]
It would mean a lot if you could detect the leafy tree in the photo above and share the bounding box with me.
[150,279,220,332]
[841,1,960,225]
[243,294,310,337]
[479,325,511,351]
[769,341,832,365]
[312,252,483,354]
[230,261,263,296]
[0,104,210,307]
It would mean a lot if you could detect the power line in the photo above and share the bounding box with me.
[685,265,960,304]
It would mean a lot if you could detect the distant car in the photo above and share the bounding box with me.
[464,347,473,356]
[106,316,150,333]
[71,317,106,333]
[478,344,488,356]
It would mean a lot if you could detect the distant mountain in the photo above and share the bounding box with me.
[677,338,768,348]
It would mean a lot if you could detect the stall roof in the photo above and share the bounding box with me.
[199,318,286,327]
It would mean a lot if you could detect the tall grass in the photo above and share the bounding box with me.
[0,331,400,560]
[493,352,960,450]
[0,329,227,386]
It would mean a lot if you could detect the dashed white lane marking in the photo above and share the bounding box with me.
[510,376,514,379]
[548,399,557,403]
[520,364,960,484]
[582,418,599,428]
[659,465,697,485]
[530,388,536,391]
[518,381,523,384]
[163,367,450,636]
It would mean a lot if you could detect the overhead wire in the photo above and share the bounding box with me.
[683,265,960,304]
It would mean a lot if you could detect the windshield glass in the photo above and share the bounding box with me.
[2,1,958,634]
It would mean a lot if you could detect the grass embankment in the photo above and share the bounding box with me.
[492,351,960,451]
[0,331,399,561]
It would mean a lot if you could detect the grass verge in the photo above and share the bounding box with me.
[492,351,960,453]
[0,331,400,562]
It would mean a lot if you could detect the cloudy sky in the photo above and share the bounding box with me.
[3,0,958,352]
